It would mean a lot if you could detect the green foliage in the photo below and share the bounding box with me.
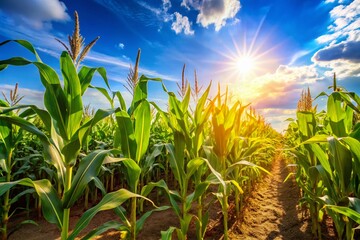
[285,78,360,240]
[0,39,280,240]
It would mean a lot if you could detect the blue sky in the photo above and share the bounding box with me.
[0,0,359,131]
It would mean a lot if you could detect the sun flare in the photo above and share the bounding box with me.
[236,55,256,75]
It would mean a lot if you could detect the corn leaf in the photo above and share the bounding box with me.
[325,205,360,224]
[116,110,136,159]
[0,40,41,61]
[67,189,147,240]
[63,149,118,208]
[134,100,151,163]
[0,178,63,229]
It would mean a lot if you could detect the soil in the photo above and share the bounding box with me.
[8,156,337,240]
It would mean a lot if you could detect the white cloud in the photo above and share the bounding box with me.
[197,0,241,31]
[181,0,201,10]
[181,0,241,31]
[313,0,360,78]
[324,0,336,3]
[118,43,125,49]
[227,64,320,111]
[316,60,360,78]
[316,0,360,44]
[163,0,172,12]
[0,0,70,30]
[257,108,297,133]
[171,12,195,35]
[226,64,323,132]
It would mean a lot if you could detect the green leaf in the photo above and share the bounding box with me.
[43,143,66,186]
[77,108,117,147]
[116,91,127,111]
[68,189,149,240]
[130,75,162,112]
[327,92,347,137]
[116,110,136,159]
[186,158,206,179]
[328,137,352,193]
[61,51,83,138]
[296,111,316,140]
[81,221,126,240]
[63,150,116,208]
[165,143,185,191]
[325,205,360,224]
[136,206,171,234]
[134,100,151,163]
[78,67,97,96]
[194,83,211,125]
[161,226,177,240]
[140,180,181,217]
[121,158,141,192]
[310,144,332,175]
[0,40,41,61]
[0,115,49,143]
[90,85,114,108]
[341,137,360,181]
[0,178,63,228]
[227,160,271,176]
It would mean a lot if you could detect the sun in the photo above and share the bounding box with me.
[235,55,256,75]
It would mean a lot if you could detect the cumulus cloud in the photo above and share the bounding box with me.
[0,0,70,29]
[316,0,360,44]
[171,12,195,35]
[252,72,317,108]
[197,0,241,31]
[118,43,125,49]
[312,41,360,62]
[230,64,320,110]
[313,0,360,78]
[181,0,241,31]
[316,60,360,78]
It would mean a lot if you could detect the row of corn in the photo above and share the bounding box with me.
[284,76,360,240]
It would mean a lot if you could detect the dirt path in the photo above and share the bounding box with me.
[227,156,314,240]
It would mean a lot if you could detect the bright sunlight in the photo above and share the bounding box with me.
[235,55,256,75]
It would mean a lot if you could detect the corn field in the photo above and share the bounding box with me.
[0,39,280,240]
[1,18,360,240]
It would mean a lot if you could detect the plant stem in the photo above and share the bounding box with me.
[235,190,240,219]
[130,197,137,240]
[61,165,73,240]
[84,186,89,210]
[1,150,13,240]
[197,195,203,240]
[1,175,10,240]
[222,192,229,240]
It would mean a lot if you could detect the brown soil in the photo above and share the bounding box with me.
[226,156,337,240]
[8,156,337,240]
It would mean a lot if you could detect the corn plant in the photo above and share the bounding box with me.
[88,74,173,240]
[150,83,220,240]
[209,85,271,240]
[0,40,151,240]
